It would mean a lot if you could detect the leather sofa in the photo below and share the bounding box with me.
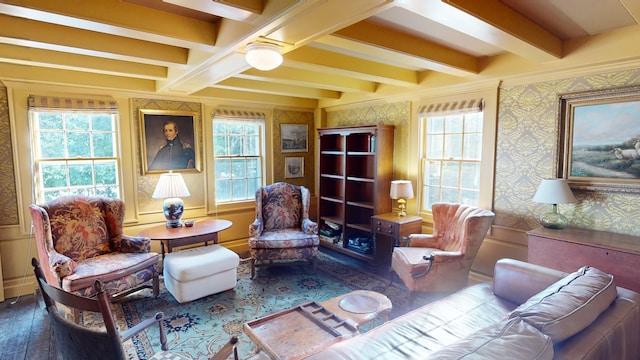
[306,258,640,360]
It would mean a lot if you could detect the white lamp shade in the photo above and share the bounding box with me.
[152,172,191,199]
[390,180,414,199]
[532,179,576,204]
[245,42,283,71]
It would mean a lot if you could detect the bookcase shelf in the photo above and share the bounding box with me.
[317,125,394,265]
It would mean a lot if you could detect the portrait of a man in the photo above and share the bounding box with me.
[140,110,199,174]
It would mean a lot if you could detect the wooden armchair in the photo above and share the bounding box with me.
[29,196,159,311]
[391,203,495,301]
[248,182,320,278]
[33,258,238,360]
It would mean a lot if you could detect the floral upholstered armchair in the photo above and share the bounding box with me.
[391,202,494,303]
[248,182,319,278]
[29,196,159,306]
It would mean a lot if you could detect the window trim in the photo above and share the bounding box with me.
[205,108,272,214]
[413,89,497,215]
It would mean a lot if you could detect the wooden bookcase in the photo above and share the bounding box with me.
[317,125,394,265]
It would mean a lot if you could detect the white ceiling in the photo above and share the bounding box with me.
[0,0,638,108]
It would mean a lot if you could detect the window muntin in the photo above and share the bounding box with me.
[212,120,263,202]
[420,111,483,211]
[32,111,120,202]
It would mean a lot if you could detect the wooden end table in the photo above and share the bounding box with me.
[138,219,232,258]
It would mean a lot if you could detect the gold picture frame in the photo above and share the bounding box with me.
[139,109,200,174]
[558,85,640,193]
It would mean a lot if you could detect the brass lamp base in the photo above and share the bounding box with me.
[396,199,407,217]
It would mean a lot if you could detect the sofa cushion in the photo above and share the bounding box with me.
[509,265,617,343]
[428,318,554,360]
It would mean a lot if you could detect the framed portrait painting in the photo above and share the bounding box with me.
[558,85,640,192]
[139,109,200,174]
[281,124,308,152]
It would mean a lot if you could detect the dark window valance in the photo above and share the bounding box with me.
[213,108,266,120]
[28,95,118,113]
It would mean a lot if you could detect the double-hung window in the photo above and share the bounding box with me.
[29,96,120,202]
[212,110,265,202]
[418,99,484,212]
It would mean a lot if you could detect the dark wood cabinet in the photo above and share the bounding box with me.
[527,227,640,293]
[317,125,394,265]
[372,213,422,268]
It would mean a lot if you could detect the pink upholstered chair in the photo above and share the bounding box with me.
[248,182,320,278]
[29,196,159,310]
[391,202,494,302]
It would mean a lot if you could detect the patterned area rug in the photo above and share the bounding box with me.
[87,251,446,359]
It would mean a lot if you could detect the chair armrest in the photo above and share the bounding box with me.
[408,234,440,248]
[301,218,318,234]
[121,312,169,351]
[430,250,463,262]
[120,235,151,253]
[249,219,263,237]
[49,252,78,279]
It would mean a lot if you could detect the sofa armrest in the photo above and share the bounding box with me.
[493,258,566,305]
[120,235,151,253]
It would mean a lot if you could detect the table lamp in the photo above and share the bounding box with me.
[152,172,191,227]
[390,180,414,217]
[532,178,577,229]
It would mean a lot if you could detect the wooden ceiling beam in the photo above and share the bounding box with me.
[0,14,188,65]
[284,46,417,87]
[0,43,167,79]
[214,77,341,99]
[236,67,376,93]
[0,0,217,50]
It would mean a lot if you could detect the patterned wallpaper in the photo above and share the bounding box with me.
[495,68,640,236]
[0,85,18,225]
[326,101,412,180]
[272,109,315,192]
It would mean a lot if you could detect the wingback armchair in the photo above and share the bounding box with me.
[391,202,494,300]
[29,196,159,303]
[248,182,320,278]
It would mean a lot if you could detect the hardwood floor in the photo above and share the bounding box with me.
[0,291,59,360]
[0,249,386,360]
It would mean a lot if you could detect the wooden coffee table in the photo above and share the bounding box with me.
[320,290,392,331]
[138,219,232,258]
[244,290,392,359]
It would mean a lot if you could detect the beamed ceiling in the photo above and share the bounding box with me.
[0,0,639,108]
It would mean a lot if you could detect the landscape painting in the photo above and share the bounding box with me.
[560,85,640,191]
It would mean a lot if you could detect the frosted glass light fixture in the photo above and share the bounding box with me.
[390,180,414,217]
[245,42,283,71]
[532,179,577,229]
[152,172,191,227]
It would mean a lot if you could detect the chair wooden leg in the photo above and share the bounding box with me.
[251,259,256,279]
[152,270,160,297]
[311,258,317,272]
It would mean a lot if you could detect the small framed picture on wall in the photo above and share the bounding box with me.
[285,157,304,178]
[281,124,308,152]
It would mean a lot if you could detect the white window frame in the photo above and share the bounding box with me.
[416,91,497,215]
[419,110,483,209]
[211,115,266,205]
[29,103,121,203]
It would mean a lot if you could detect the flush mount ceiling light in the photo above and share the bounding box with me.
[245,42,283,71]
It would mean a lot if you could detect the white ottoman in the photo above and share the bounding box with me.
[163,245,239,303]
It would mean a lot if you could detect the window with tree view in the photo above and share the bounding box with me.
[420,110,483,211]
[32,111,120,202]
[213,120,263,202]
